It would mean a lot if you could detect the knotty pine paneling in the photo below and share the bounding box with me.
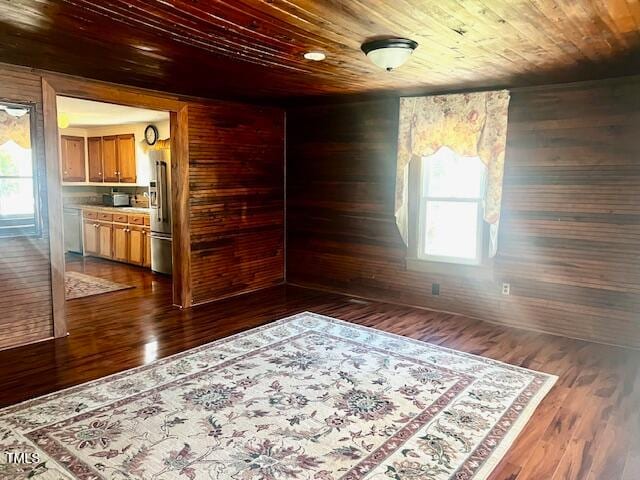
[188,102,284,304]
[1,1,639,100]
[286,76,640,348]
[0,65,52,349]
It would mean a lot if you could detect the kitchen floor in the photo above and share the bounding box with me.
[64,252,172,310]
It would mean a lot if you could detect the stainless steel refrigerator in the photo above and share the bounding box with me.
[149,150,172,274]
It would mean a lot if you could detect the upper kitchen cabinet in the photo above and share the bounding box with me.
[91,134,136,184]
[102,135,118,182]
[60,135,86,182]
[61,133,136,184]
[87,136,103,182]
[117,134,136,183]
[56,100,169,187]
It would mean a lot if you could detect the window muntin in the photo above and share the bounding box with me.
[0,103,38,237]
[418,146,486,265]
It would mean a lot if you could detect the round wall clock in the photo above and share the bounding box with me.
[144,124,159,145]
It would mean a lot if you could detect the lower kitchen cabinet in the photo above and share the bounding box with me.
[113,224,129,262]
[129,226,145,266]
[82,209,151,268]
[83,220,113,258]
[98,223,113,258]
[83,220,99,255]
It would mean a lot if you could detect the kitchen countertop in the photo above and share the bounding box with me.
[72,204,151,215]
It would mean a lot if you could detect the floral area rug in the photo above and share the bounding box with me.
[0,312,556,480]
[65,271,134,300]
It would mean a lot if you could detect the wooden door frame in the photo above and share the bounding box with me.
[42,75,192,338]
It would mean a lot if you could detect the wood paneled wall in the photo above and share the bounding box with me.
[188,102,285,305]
[286,76,640,348]
[0,65,52,349]
[0,62,286,349]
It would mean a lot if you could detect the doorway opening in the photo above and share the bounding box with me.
[56,96,174,309]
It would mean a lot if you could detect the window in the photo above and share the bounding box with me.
[416,146,487,265]
[0,103,39,237]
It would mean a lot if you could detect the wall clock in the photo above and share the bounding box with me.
[144,124,159,145]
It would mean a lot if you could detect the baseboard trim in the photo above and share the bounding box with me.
[285,281,639,351]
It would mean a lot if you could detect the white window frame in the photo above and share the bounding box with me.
[0,102,39,238]
[417,152,486,266]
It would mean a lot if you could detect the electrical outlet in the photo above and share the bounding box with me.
[502,283,511,295]
[432,283,440,296]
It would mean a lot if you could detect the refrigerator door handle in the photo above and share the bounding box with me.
[156,161,163,223]
[160,161,168,225]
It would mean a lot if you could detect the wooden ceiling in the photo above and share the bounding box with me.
[1,0,640,101]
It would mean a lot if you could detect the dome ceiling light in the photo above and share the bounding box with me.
[304,51,326,61]
[361,38,418,71]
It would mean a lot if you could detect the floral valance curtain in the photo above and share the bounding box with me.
[396,90,510,257]
[0,110,31,149]
[142,138,171,152]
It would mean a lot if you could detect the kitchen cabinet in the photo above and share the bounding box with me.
[113,223,129,262]
[129,226,145,266]
[60,135,86,182]
[87,137,103,182]
[102,134,136,184]
[102,136,118,182]
[61,133,136,184]
[83,220,99,255]
[82,219,112,258]
[117,134,137,183]
[82,208,150,267]
[98,222,113,258]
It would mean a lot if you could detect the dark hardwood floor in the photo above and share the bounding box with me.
[1,255,639,479]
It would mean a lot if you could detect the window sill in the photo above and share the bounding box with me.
[405,257,494,281]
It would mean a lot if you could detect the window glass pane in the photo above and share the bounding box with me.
[0,178,35,217]
[423,146,486,199]
[424,201,478,260]
[0,105,37,235]
[0,140,33,176]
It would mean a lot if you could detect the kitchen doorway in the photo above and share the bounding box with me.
[57,97,173,304]
[42,77,191,339]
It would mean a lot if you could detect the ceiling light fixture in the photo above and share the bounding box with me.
[57,112,70,129]
[361,38,418,71]
[303,51,326,61]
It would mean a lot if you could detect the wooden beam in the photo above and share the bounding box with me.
[171,106,192,308]
[41,78,66,338]
[44,71,184,111]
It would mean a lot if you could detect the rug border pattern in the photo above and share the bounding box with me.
[0,311,558,480]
